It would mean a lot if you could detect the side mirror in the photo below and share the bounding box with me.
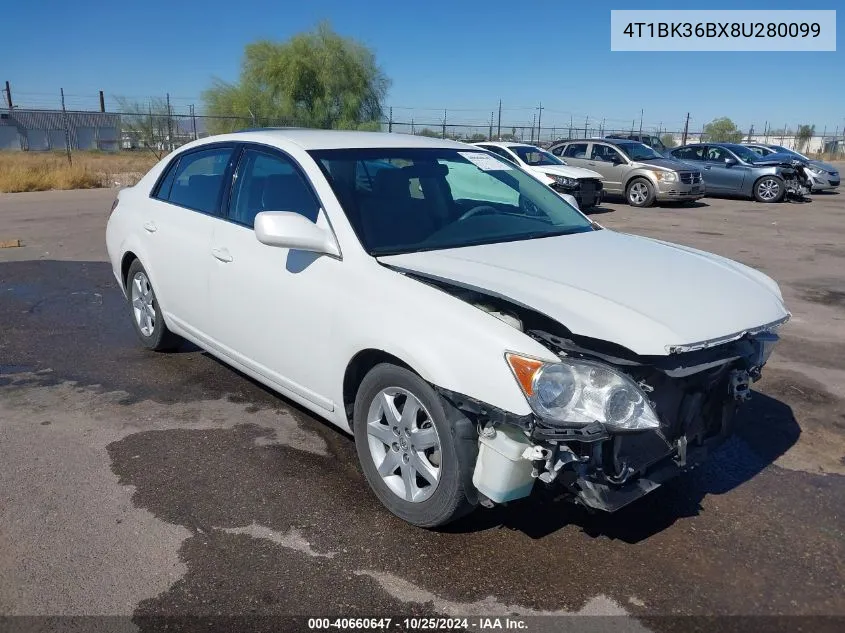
[254,211,340,257]
[724,156,738,166]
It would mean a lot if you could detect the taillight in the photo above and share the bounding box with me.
[109,198,119,216]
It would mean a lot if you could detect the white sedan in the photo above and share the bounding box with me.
[474,141,605,209]
[107,130,788,527]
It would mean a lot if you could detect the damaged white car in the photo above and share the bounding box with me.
[106,130,789,527]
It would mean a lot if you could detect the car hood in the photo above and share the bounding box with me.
[809,159,838,173]
[378,230,788,356]
[632,157,693,171]
[531,164,604,180]
[752,152,806,166]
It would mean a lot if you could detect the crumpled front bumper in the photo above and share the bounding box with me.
[551,179,604,208]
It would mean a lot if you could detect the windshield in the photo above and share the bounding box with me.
[729,145,762,163]
[311,148,593,256]
[510,145,563,166]
[618,142,662,161]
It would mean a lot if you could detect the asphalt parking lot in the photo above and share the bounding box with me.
[1,185,844,631]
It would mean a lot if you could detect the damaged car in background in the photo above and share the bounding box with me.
[107,130,789,528]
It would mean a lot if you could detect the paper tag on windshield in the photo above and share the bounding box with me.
[458,151,511,171]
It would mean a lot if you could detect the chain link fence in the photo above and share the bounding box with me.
[1,105,843,161]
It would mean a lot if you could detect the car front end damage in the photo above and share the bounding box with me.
[434,293,786,512]
[549,177,604,209]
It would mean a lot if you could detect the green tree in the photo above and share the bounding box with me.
[795,124,815,152]
[467,133,487,142]
[203,23,390,134]
[418,128,440,138]
[660,133,676,148]
[702,117,743,143]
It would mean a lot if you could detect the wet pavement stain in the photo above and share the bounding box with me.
[3,258,845,625]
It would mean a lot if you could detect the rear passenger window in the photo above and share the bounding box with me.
[563,143,588,159]
[229,149,320,228]
[674,147,705,161]
[165,147,233,214]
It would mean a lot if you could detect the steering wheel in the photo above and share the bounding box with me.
[457,205,499,222]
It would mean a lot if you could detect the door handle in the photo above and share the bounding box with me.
[143,221,157,233]
[211,247,233,263]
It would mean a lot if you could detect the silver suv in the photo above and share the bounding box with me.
[549,139,705,207]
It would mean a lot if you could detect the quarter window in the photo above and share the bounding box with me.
[562,143,588,159]
[229,149,320,228]
[164,147,234,214]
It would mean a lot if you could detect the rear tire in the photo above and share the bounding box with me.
[626,177,656,207]
[125,259,181,351]
[753,176,785,203]
[353,363,478,527]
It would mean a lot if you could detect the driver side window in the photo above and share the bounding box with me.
[705,146,727,162]
[590,144,623,163]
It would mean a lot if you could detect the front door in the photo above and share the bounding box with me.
[585,143,627,193]
[702,146,748,194]
[207,146,339,412]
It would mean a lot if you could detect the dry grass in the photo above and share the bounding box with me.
[0,151,159,193]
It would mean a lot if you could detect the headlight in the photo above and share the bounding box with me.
[652,171,677,182]
[548,174,578,187]
[808,166,824,175]
[505,354,660,431]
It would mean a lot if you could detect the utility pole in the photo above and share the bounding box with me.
[638,109,644,137]
[60,88,72,166]
[442,109,446,139]
[165,93,173,151]
[681,112,690,146]
[4,81,12,109]
[763,121,769,143]
[411,118,415,135]
[531,113,536,142]
[190,104,197,140]
[388,107,393,133]
[631,119,635,135]
[99,90,105,113]
[585,115,589,138]
[497,99,502,139]
[489,111,494,141]
[569,115,573,139]
[600,118,605,137]
[536,102,544,143]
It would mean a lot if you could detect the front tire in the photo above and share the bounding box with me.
[125,259,181,351]
[353,363,478,527]
[753,176,785,203]
[626,177,656,207]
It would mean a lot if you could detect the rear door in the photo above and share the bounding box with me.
[560,142,590,168]
[143,144,236,340]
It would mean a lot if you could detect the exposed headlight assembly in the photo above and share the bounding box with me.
[652,170,678,182]
[808,165,824,175]
[506,354,660,431]
[549,174,578,187]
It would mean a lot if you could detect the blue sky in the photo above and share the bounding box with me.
[4,0,843,135]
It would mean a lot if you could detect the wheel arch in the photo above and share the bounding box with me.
[120,251,139,288]
[342,349,416,426]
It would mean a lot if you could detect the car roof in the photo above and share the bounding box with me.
[474,141,537,149]
[181,129,473,151]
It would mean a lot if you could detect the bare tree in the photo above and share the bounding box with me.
[114,97,176,158]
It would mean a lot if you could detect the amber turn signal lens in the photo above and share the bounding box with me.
[505,353,545,397]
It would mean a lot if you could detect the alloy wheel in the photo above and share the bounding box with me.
[365,387,442,503]
[757,178,780,201]
[629,182,649,205]
[131,271,156,337]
